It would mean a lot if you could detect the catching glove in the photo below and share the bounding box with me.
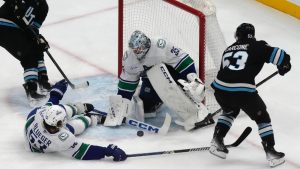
[105,144,127,161]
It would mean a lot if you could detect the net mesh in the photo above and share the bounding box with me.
[120,0,227,114]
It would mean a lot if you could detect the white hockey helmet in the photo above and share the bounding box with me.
[43,105,67,128]
[128,30,151,60]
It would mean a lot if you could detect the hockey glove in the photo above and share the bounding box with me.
[49,79,68,104]
[277,62,291,76]
[35,34,50,52]
[178,73,205,103]
[105,144,127,161]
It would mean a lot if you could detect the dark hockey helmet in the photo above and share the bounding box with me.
[235,23,255,41]
[128,30,151,61]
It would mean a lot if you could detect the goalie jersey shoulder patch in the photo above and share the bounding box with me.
[157,39,166,49]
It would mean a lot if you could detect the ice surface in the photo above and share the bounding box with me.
[0,0,299,168]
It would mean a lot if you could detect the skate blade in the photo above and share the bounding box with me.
[269,158,285,168]
[209,146,227,159]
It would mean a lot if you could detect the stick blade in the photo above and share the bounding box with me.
[158,113,172,135]
[70,81,89,89]
[227,126,252,148]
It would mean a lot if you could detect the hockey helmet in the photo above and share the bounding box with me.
[128,30,151,60]
[235,23,255,41]
[43,105,67,128]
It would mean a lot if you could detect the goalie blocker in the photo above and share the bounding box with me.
[145,64,214,131]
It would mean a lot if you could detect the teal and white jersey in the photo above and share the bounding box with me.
[24,106,76,153]
[118,38,196,99]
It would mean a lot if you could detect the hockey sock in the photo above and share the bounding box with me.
[258,123,275,146]
[214,114,236,138]
[24,68,38,83]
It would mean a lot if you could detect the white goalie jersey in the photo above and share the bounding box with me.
[118,38,196,99]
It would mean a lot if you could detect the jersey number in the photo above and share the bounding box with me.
[222,51,248,70]
[22,6,35,25]
[29,129,47,152]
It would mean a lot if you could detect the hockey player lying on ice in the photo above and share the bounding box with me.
[108,30,214,131]
[24,80,127,161]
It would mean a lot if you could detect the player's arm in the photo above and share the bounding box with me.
[260,41,291,76]
[163,39,197,79]
[62,140,127,161]
[117,52,140,100]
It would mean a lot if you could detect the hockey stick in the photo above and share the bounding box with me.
[127,126,252,157]
[27,27,89,89]
[210,71,279,118]
[90,109,172,135]
[44,50,89,89]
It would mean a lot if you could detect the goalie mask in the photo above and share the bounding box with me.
[43,105,67,128]
[235,23,255,41]
[128,30,151,61]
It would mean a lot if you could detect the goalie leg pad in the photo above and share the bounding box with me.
[147,64,209,130]
[103,95,131,126]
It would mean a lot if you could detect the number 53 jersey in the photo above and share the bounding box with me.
[211,38,290,93]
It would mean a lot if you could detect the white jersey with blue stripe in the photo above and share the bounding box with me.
[24,106,76,153]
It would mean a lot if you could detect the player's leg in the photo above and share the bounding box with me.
[138,77,163,117]
[0,27,45,100]
[37,54,52,93]
[209,91,240,159]
[65,115,94,136]
[241,93,285,167]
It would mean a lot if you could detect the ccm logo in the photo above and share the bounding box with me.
[160,66,173,84]
[128,119,159,133]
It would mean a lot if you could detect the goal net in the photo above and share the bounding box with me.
[118,0,227,114]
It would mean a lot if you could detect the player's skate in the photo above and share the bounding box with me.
[38,74,52,95]
[262,141,285,167]
[193,113,215,129]
[39,81,52,94]
[209,136,228,159]
[23,81,46,107]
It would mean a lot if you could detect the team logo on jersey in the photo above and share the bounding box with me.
[157,39,166,48]
[59,132,69,141]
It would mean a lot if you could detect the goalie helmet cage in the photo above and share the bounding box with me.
[118,0,227,114]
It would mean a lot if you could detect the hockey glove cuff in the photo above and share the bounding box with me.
[48,79,68,104]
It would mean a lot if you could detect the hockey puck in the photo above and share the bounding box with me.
[137,130,144,137]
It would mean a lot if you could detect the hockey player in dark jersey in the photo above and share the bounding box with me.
[0,0,51,102]
[209,23,291,167]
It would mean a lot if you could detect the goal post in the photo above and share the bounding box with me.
[118,0,226,114]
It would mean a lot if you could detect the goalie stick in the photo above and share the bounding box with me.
[194,71,279,129]
[90,109,172,135]
[127,126,252,157]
